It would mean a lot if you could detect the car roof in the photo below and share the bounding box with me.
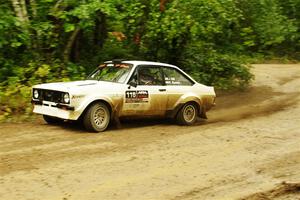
[106,60,179,69]
[104,60,197,84]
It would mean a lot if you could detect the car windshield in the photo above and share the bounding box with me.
[87,63,132,83]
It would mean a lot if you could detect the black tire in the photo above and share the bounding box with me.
[176,102,198,125]
[43,115,63,124]
[83,102,110,132]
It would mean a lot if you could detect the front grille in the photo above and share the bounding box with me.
[39,89,64,103]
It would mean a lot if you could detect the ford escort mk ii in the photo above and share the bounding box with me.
[32,60,216,132]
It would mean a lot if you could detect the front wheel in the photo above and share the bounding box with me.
[176,103,198,125]
[83,102,110,132]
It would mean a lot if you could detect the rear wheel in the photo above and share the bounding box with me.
[43,115,63,124]
[83,102,110,132]
[176,103,198,125]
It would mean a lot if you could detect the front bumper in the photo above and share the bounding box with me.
[31,99,74,110]
[32,99,77,120]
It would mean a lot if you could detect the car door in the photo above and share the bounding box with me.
[121,65,168,116]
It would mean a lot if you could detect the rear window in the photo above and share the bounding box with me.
[162,67,193,86]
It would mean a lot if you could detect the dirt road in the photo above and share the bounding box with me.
[1,64,300,200]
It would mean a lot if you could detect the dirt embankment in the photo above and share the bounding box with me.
[0,64,300,200]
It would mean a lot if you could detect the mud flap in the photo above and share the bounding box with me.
[166,103,184,119]
[199,105,207,119]
[110,110,121,129]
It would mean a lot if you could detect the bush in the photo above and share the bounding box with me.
[0,61,85,121]
[179,42,253,90]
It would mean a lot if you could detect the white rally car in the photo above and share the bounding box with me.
[32,60,216,132]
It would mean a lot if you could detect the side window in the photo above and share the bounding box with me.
[137,66,164,86]
[128,69,138,85]
[162,67,193,86]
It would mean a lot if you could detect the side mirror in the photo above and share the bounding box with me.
[128,81,137,89]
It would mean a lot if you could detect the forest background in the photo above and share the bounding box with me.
[0,0,299,120]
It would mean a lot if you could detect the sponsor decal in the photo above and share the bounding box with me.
[125,90,149,103]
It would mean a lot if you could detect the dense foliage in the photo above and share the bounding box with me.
[0,0,299,119]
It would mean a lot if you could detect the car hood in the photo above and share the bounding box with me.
[33,80,121,93]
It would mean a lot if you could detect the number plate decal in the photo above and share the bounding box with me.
[125,90,149,103]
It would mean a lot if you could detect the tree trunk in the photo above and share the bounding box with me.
[11,0,31,46]
[94,12,107,48]
[29,0,37,18]
[63,27,81,63]
[19,0,29,23]
[73,30,82,62]
[11,0,26,23]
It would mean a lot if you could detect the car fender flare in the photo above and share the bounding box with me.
[168,94,207,119]
[76,96,115,120]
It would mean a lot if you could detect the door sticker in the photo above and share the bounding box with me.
[125,90,149,103]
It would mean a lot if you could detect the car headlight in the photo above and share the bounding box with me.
[63,93,70,104]
[33,89,39,99]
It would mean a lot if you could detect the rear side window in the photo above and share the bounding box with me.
[162,67,193,86]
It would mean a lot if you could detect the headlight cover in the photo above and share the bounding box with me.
[33,89,39,99]
[63,93,70,104]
